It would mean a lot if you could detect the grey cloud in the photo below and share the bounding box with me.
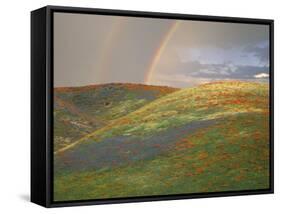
[243,43,269,65]
[178,60,269,80]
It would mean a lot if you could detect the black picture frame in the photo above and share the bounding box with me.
[31,5,274,208]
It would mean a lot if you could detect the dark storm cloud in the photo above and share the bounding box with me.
[243,42,269,65]
[173,60,269,80]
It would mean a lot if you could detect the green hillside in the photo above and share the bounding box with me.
[54,83,177,152]
[54,81,270,201]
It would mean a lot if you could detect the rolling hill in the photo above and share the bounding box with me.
[54,83,178,152]
[54,81,270,201]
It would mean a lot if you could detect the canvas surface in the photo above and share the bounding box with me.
[53,12,270,201]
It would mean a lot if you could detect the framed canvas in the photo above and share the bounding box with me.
[31,5,274,207]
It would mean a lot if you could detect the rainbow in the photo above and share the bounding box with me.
[144,21,180,84]
[96,17,124,82]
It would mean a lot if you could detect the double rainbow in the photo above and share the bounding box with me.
[96,19,180,85]
[144,21,180,84]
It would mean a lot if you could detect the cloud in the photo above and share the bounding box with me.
[254,73,269,79]
[178,60,269,80]
[243,42,269,66]
[177,44,269,69]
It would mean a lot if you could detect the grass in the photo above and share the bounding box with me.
[54,83,177,152]
[53,81,270,201]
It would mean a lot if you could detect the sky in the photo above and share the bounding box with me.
[54,12,270,88]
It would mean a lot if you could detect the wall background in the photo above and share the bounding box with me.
[0,0,279,212]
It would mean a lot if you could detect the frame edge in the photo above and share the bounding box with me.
[32,5,274,208]
[31,6,49,208]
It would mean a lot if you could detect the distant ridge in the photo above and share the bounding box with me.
[54,82,179,93]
